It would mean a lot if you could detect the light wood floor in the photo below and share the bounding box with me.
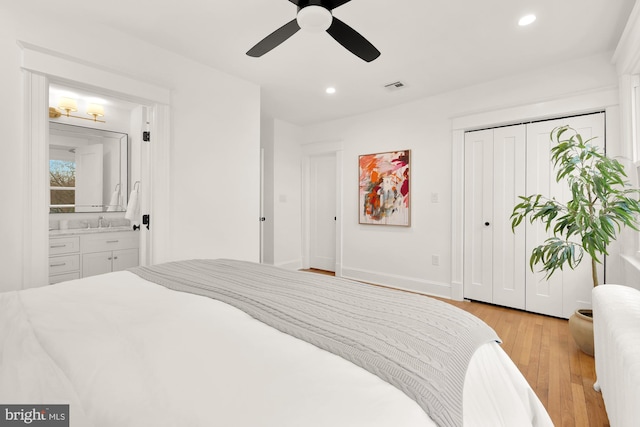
[303,269,609,426]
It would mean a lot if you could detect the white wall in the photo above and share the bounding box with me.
[278,52,621,298]
[0,7,260,292]
[168,66,260,262]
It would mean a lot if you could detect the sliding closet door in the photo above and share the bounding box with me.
[463,125,526,309]
[525,113,605,318]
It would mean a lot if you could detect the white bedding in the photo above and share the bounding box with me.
[0,271,552,427]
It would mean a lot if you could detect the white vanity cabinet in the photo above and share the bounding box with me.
[81,232,139,278]
[49,230,139,284]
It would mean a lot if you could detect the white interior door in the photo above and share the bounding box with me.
[464,128,494,303]
[464,125,526,309]
[491,125,526,309]
[525,113,605,318]
[309,153,337,271]
[75,144,103,212]
[260,148,265,263]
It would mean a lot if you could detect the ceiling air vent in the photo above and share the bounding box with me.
[384,81,407,91]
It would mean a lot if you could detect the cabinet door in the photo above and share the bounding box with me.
[82,251,113,278]
[525,113,605,318]
[112,248,139,272]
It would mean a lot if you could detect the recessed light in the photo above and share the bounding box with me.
[325,87,336,94]
[518,14,536,26]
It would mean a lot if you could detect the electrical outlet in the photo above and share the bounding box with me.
[432,255,440,266]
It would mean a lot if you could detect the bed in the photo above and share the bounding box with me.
[0,259,552,427]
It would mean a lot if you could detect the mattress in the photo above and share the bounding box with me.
[0,266,552,427]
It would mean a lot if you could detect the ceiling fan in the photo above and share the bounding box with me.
[246,0,380,62]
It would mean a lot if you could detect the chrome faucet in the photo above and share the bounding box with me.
[98,216,105,228]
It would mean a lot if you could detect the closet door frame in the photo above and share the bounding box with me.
[451,88,619,301]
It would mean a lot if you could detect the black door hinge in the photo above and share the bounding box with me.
[142,214,151,230]
[143,131,151,142]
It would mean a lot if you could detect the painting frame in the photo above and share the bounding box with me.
[358,150,411,226]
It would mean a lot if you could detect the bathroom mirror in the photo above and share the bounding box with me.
[49,122,129,213]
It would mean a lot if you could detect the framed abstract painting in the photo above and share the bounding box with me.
[358,150,410,226]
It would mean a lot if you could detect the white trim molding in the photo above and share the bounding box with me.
[22,71,49,289]
[613,1,640,75]
[19,41,170,105]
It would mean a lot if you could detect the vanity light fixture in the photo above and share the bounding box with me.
[50,97,106,123]
[86,104,105,121]
[58,97,78,116]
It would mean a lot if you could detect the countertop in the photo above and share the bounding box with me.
[49,225,134,237]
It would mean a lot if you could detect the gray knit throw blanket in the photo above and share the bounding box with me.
[130,259,500,427]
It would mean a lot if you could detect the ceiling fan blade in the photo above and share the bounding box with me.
[326,17,380,62]
[289,0,352,10]
[247,19,300,57]
[324,0,353,10]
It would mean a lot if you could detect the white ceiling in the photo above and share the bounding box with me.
[11,0,636,125]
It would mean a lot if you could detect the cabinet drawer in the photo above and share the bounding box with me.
[49,237,80,255]
[49,271,81,284]
[49,254,80,275]
[81,232,139,253]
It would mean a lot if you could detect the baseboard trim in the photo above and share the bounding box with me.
[341,267,452,299]
[275,259,303,271]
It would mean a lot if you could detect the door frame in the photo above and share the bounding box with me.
[20,42,171,288]
[451,88,619,301]
[301,140,343,275]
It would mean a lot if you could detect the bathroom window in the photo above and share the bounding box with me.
[49,158,76,213]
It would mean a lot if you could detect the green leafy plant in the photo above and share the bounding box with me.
[511,125,640,287]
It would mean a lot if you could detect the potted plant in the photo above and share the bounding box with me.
[511,125,640,355]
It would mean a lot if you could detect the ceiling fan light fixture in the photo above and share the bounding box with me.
[297,6,332,33]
